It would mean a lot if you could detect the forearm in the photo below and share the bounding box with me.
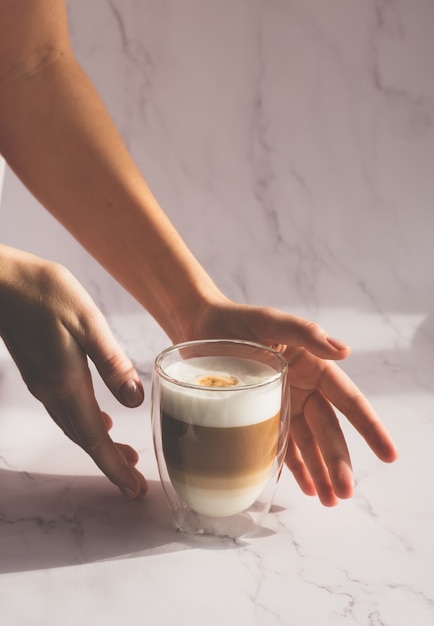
[0,50,224,342]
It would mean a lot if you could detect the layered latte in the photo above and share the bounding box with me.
[160,356,282,517]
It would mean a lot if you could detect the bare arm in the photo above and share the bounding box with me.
[0,0,397,505]
[0,0,222,343]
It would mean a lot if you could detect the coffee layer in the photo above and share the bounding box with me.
[162,411,279,480]
[162,411,279,516]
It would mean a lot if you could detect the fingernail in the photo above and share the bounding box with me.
[120,379,143,406]
[138,476,148,497]
[119,484,139,499]
[119,483,147,500]
[326,336,350,351]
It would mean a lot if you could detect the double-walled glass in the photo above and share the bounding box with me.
[152,340,290,539]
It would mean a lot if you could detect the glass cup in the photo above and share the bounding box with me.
[151,339,290,539]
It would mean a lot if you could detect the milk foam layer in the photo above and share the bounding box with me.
[171,479,271,517]
[162,356,282,428]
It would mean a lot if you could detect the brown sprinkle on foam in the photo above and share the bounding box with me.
[198,375,239,387]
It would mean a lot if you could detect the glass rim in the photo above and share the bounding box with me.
[153,339,287,392]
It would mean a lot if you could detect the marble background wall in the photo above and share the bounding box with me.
[1,5,433,621]
[1,0,433,334]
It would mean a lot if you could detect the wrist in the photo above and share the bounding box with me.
[156,276,229,345]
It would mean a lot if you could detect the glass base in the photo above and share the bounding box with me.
[171,504,269,540]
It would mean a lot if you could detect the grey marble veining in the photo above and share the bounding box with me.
[1,1,433,624]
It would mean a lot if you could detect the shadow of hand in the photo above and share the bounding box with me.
[0,469,187,574]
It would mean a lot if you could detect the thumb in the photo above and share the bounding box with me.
[291,317,351,360]
[245,307,351,360]
[72,308,144,407]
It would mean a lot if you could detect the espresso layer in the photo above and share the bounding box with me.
[162,411,280,485]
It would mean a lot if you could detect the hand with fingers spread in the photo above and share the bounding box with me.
[0,244,147,500]
[181,300,398,507]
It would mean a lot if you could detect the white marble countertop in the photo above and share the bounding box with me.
[1,309,433,625]
[1,1,433,624]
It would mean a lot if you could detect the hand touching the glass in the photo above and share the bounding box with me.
[183,299,398,507]
[0,244,148,500]
[0,0,397,506]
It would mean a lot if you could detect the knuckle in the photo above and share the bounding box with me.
[35,260,71,295]
[339,389,365,418]
[77,303,102,333]
[285,450,304,474]
[77,432,109,457]
[302,319,322,339]
[289,318,317,346]
[98,352,133,383]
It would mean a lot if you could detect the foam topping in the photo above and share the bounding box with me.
[164,356,277,388]
[160,356,283,427]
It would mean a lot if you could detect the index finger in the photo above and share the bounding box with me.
[320,362,398,463]
[42,353,148,498]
